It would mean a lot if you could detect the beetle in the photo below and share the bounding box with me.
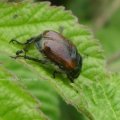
[10,30,82,82]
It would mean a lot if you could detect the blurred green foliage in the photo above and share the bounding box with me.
[97,8,120,55]
[97,8,120,71]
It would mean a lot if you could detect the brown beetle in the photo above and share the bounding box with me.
[10,30,82,82]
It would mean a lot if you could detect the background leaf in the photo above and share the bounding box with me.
[0,53,61,120]
[0,66,47,120]
[97,8,120,72]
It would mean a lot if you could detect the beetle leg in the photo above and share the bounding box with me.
[53,70,61,78]
[16,50,24,55]
[67,75,74,83]
[53,70,57,78]
[9,37,35,45]
[69,78,74,83]
[10,38,36,54]
[9,39,25,45]
[24,55,47,64]
[25,38,35,44]
[11,55,47,64]
[67,77,74,83]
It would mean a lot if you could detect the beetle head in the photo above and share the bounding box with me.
[67,54,82,82]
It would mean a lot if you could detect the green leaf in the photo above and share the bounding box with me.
[0,66,47,120]
[0,2,120,120]
[0,53,61,120]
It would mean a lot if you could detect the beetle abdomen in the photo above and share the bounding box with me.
[42,38,76,70]
[35,30,82,81]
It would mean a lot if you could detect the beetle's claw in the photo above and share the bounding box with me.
[9,39,16,44]
[16,50,24,55]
